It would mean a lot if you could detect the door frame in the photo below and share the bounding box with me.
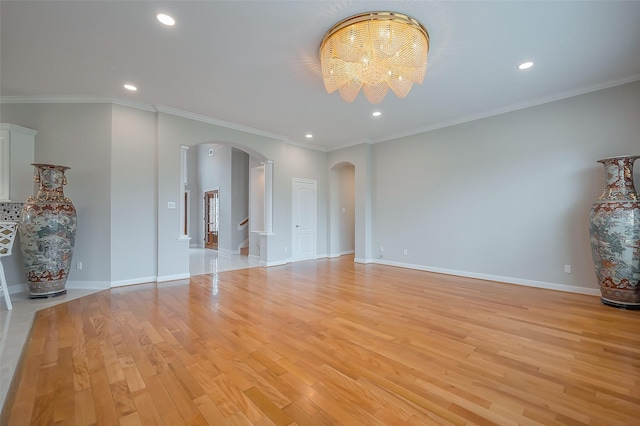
[204,188,219,250]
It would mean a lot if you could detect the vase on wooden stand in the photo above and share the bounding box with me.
[589,155,640,309]
[19,164,77,298]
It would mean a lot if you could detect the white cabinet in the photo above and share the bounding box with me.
[0,124,37,202]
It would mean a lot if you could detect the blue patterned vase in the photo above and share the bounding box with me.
[19,164,77,298]
[589,155,640,309]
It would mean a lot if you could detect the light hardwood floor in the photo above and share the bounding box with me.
[2,256,640,425]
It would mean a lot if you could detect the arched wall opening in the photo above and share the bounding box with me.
[329,161,356,258]
[180,140,272,265]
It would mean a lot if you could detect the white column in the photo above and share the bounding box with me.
[263,160,273,235]
[179,145,189,238]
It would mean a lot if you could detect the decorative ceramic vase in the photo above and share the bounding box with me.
[19,164,77,298]
[589,155,640,309]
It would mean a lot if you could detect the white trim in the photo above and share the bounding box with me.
[157,273,190,282]
[248,254,260,263]
[111,276,157,288]
[328,252,342,258]
[8,281,113,293]
[0,96,158,112]
[180,146,189,240]
[3,75,640,153]
[8,283,28,295]
[340,250,355,256]
[0,129,10,201]
[260,259,289,267]
[372,74,640,145]
[373,259,601,296]
[156,105,289,141]
[218,248,240,256]
[65,280,111,290]
[0,96,329,151]
[354,258,373,264]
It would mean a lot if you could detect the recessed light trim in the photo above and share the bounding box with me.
[123,84,137,91]
[305,134,313,138]
[157,13,175,26]
[518,61,534,70]
[372,111,382,117]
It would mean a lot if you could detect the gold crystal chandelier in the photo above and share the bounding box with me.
[320,11,429,104]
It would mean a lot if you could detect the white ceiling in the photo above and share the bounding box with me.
[1,1,639,151]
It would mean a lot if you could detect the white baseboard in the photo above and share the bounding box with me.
[8,283,28,295]
[111,276,157,288]
[261,259,289,267]
[248,254,260,263]
[217,248,241,256]
[354,258,373,264]
[157,273,190,282]
[66,280,111,290]
[9,280,112,294]
[373,259,601,296]
[327,251,354,259]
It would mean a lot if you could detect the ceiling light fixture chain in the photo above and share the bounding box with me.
[320,11,429,104]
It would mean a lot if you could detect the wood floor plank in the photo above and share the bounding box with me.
[73,388,97,426]
[4,256,640,424]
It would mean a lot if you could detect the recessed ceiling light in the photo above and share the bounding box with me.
[518,61,534,70]
[157,13,175,26]
[305,134,313,138]
[372,111,382,117]
[123,84,137,91]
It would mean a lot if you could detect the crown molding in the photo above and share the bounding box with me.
[154,104,290,142]
[0,95,327,152]
[372,74,640,144]
[0,95,158,112]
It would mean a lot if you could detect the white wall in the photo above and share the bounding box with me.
[1,124,36,202]
[156,112,329,275]
[277,144,329,259]
[0,103,113,290]
[185,145,198,245]
[110,105,157,286]
[328,143,374,262]
[3,80,634,295]
[196,144,250,254]
[373,80,640,293]
[338,164,355,253]
[197,143,233,252]
[230,147,249,251]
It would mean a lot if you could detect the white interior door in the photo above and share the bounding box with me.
[292,178,316,261]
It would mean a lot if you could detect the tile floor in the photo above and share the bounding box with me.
[0,249,257,410]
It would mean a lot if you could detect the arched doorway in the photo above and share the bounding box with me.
[329,162,356,258]
[182,142,271,274]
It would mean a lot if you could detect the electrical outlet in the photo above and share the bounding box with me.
[564,264,572,273]
[168,201,176,209]
[76,261,83,270]
[404,249,408,255]
[380,246,384,253]
[285,245,288,253]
